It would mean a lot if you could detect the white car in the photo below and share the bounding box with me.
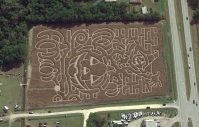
[188,63,191,69]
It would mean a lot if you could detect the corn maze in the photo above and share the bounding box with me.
[27,23,167,107]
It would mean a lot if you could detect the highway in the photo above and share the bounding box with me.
[168,0,199,126]
[181,0,199,126]
[168,0,188,126]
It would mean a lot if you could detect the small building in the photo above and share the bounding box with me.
[146,119,157,127]
[142,6,148,14]
[105,0,117,2]
[3,106,9,113]
[129,0,142,4]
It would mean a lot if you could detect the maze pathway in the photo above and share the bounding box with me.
[27,23,167,107]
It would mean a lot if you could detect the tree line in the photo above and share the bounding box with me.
[25,0,162,23]
[192,0,199,21]
[0,0,162,65]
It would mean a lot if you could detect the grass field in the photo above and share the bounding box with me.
[0,68,25,114]
[11,120,23,127]
[96,108,177,127]
[117,0,165,14]
[26,114,83,127]
[174,0,191,100]
[161,0,177,101]
[162,21,177,101]
[0,122,9,127]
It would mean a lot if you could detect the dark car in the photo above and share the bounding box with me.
[29,111,34,114]
[162,104,166,106]
[194,82,196,86]
[190,47,192,51]
[186,17,188,20]
[146,107,150,109]
[193,100,195,104]
[196,102,198,106]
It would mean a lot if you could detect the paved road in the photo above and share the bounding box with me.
[168,0,199,126]
[181,0,199,126]
[181,0,199,127]
[167,0,188,126]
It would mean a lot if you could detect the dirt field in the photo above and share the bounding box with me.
[27,22,167,108]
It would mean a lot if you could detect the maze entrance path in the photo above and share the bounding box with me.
[27,23,167,108]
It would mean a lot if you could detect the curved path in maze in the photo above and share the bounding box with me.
[28,24,167,107]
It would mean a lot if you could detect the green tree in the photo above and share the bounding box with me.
[86,113,104,127]
[194,8,199,21]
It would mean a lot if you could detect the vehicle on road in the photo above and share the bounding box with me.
[29,111,34,114]
[189,47,192,51]
[186,17,188,20]
[0,119,3,122]
[146,107,150,109]
[162,104,166,106]
[196,102,198,106]
[194,82,196,86]
[188,54,189,57]
[188,63,191,69]
[193,100,195,104]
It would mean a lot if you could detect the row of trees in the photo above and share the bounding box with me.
[25,1,162,23]
[0,1,28,65]
[0,0,162,65]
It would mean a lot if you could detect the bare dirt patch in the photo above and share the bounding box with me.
[27,22,167,108]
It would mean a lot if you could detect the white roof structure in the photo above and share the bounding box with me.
[105,0,117,2]
[142,6,148,14]
[129,0,142,4]
[146,121,157,127]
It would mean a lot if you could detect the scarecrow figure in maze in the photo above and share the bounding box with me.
[35,26,163,103]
